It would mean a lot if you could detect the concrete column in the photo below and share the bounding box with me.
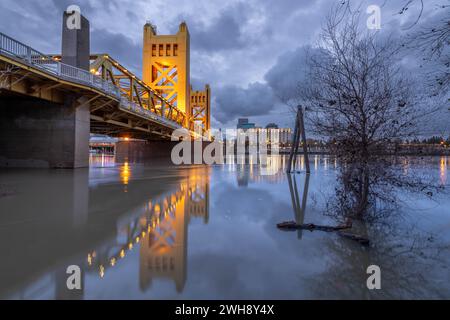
[0,95,90,168]
[62,11,90,71]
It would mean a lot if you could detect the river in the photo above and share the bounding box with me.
[0,155,449,299]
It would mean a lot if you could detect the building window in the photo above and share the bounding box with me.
[166,44,171,56]
[152,44,156,57]
[173,44,178,56]
[159,44,164,56]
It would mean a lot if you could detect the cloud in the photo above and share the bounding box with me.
[214,82,277,124]
[90,29,142,74]
[190,5,248,52]
[0,0,447,131]
[168,2,254,53]
[264,46,314,101]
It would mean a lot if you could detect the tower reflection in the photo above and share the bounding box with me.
[140,167,210,293]
[85,166,210,294]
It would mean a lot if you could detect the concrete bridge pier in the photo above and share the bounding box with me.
[115,140,214,164]
[0,11,92,169]
[0,95,90,168]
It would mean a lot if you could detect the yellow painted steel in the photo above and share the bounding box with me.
[143,22,191,128]
[190,84,211,131]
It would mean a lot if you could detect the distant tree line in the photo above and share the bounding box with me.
[406,136,450,146]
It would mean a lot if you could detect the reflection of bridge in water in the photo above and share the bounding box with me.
[85,166,210,293]
[0,164,210,299]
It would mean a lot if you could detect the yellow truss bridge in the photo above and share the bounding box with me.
[0,31,204,140]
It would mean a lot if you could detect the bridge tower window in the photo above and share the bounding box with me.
[173,44,178,57]
[166,44,171,56]
[159,44,164,56]
[152,44,156,57]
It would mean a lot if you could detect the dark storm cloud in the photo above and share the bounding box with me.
[91,29,142,74]
[212,47,311,125]
[264,46,312,101]
[170,2,251,52]
[214,82,277,124]
[193,7,248,51]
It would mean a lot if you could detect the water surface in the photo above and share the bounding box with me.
[0,155,449,299]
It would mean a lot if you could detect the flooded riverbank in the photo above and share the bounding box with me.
[0,155,449,299]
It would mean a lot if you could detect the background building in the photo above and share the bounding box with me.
[265,125,292,147]
[237,118,256,130]
[235,120,293,149]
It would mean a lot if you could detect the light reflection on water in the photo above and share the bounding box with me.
[441,157,447,185]
[0,155,449,299]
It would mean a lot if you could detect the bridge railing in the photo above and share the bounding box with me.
[0,32,31,59]
[0,31,121,98]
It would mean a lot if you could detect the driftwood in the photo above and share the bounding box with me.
[277,221,370,246]
[277,221,352,232]
[337,231,370,246]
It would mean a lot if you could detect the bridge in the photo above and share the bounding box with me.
[0,12,211,168]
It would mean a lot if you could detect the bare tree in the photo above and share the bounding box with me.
[299,7,436,161]
[400,0,450,94]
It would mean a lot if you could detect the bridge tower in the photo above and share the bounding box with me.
[190,85,211,132]
[143,22,190,127]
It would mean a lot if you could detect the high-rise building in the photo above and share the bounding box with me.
[266,127,292,147]
[266,123,279,129]
[237,118,256,130]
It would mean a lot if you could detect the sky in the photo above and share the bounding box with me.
[0,0,448,133]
